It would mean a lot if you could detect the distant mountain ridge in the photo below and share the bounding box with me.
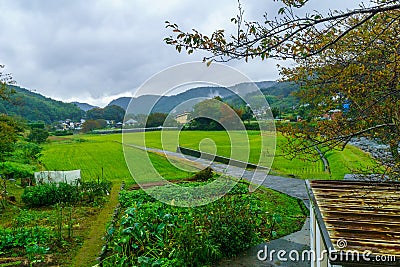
[108,81,298,115]
[108,86,236,115]
[72,102,98,112]
[0,81,298,123]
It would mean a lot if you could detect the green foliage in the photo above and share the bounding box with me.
[103,182,306,266]
[27,128,49,144]
[0,115,21,159]
[145,112,177,128]
[21,183,80,207]
[28,122,45,129]
[86,105,125,122]
[187,98,243,130]
[81,119,107,133]
[80,180,112,203]
[103,105,125,122]
[52,130,74,136]
[21,180,112,207]
[0,226,52,254]
[13,141,43,163]
[0,161,35,179]
[86,107,104,120]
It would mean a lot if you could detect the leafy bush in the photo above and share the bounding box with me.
[244,122,260,130]
[80,180,112,203]
[21,180,112,207]
[21,183,79,207]
[52,130,73,136]
[27,128,49,144]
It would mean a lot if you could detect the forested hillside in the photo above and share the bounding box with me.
[0,86,84,123]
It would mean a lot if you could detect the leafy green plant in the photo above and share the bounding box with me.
[102,181,305,266]
[0,226,52,253]
[26,242,49,265]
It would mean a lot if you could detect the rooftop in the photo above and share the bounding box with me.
[307,180,400,262]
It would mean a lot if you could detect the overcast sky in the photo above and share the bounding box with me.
[0,0,361,107]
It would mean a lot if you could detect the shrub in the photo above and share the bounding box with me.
[0,161,35,180]
[21,180,112,207]
[192,167,214,181]
[21,183,79,207]
[52,130,73,136]
[80,180,112,203]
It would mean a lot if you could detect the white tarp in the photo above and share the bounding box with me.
[34,170,81,185]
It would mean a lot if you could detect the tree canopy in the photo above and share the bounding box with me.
[0,65,15,101]
[187,98,244,130]
[86,105,125,122]
[279,10,400,178]
[165,0,400,62]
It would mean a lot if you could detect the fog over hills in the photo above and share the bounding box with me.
[107,81,290,115]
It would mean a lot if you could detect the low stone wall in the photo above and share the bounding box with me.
[176,146,269,171]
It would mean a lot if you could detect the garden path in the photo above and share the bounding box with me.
[71,183,122,267]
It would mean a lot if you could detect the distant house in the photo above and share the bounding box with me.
[322,109,342,120]
[123,119,137,126]
[175,112,191,124]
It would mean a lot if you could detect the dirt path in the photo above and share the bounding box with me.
[71,183,121,267]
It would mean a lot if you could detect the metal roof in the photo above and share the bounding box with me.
[307,180,400,265]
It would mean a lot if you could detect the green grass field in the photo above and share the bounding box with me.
[42,137,196,185]
[42,131,378,181]
[120,130,377,180]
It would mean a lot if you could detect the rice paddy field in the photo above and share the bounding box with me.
[42,130,377,181]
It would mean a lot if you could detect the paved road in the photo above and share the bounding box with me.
[128,145,311,266]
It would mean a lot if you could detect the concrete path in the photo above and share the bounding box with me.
[127,145,311,266]
[139,145,310,208]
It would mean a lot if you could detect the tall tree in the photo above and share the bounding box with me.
[0,115,22,160]
[279,12,400,178]
[0,64,15,101]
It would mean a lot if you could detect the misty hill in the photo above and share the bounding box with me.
[72,102,98,112]
[109,81,298,115]
[0,85,85,123]
[108,86,236,115]
[224,81,300,110]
